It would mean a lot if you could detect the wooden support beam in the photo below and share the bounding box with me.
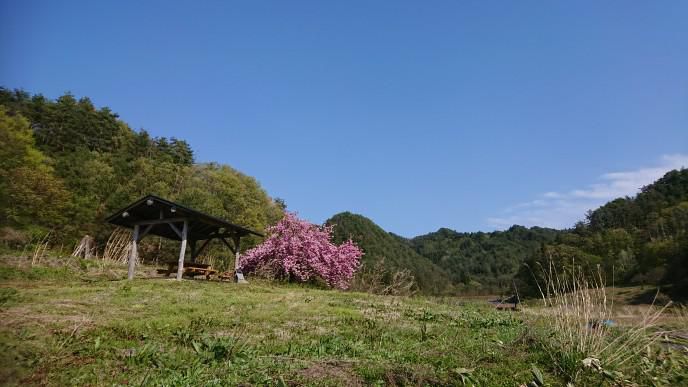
[212,232,243,239]
[127,225,139,280]
[137,224,153,242]
[195,238,213,259]
[168,222,182,239]
[176,220,188,280]
[219,237,235,254]
[133,217,187,226]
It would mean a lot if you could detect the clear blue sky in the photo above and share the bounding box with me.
[2,1,687,236]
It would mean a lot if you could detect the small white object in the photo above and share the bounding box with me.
[235,272,248,284]
[146,199,154,206]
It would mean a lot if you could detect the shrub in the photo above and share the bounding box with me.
[0,227,28,248]
[350,257,417,296]
[240,212,363,289]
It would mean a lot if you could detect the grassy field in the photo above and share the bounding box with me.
[0,256,686,386]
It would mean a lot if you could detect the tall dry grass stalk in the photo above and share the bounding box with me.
[31,231,52,266]
[350,257,417,296]
[197,254,214,266]
[102,228,132,264]
[197,254,226,270]
[531,259,670,378]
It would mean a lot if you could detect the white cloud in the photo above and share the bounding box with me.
[486,154,688,230]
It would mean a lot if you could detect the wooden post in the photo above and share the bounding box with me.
[233,235,241,271]
[176,220,188,280]
[233,235,247,283]
[128,225,139,280]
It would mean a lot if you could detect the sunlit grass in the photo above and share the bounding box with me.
[1,255,686,386]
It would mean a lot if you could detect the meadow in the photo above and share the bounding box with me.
[0,255,686,386]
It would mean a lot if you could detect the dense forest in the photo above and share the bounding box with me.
[1,88,686,297]
[0,88,284,259]
[409,225,559,293]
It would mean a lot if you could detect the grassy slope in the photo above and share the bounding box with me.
[0,261,549,386]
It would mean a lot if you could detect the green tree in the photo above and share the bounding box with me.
[0,108,70,230]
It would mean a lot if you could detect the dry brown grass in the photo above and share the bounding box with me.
[102,228,132,263]
[525,260,673,382]
[350,257,417,296]
[30,231,52,266]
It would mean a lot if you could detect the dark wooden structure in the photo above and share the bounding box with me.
[489,295,520,311]
[157,261,217,279]
[106,195,262,281]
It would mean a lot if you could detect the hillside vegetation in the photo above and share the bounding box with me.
[0,88,283,258]
[410,226,559,292]
[326,170,687,297]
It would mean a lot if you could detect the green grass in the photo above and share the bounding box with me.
[0,258,685,386]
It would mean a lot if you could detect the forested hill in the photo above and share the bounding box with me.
[530,168,688,297]
[327,212,452,294]
[409,226,560,292]
[327,212,561,294]
[0,88,283,253]
[327,169,687,296]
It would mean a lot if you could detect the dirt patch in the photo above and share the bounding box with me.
[0,305,94,332]
[382,363,441,386]
[298,361,363,386]
[361,307,401,321]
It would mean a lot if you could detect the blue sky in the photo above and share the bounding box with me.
[2,1,687,236]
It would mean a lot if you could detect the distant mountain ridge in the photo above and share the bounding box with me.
[327,169,688,296]
[327,212,560,294]
[409,225,559,291]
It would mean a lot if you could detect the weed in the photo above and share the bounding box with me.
[452,367,476,386]
[0,287,20,307]
[192,334,247,364]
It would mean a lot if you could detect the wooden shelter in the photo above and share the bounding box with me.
[106,195,263,281]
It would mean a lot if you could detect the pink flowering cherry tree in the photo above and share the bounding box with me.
[239,212,363,289]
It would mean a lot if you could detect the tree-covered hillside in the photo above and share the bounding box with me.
[536,169,688,297]
[326,211,562,294]
[409,226,560,292]
[326,170,687,297]
[327,212,452,294]
[0,88,283,256]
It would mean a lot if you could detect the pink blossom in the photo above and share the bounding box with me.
[239,212,363,289]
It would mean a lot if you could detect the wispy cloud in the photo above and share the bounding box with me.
[486,154,688,230]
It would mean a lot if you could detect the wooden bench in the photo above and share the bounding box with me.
[157,261,218,280]
[493,302,518,311]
